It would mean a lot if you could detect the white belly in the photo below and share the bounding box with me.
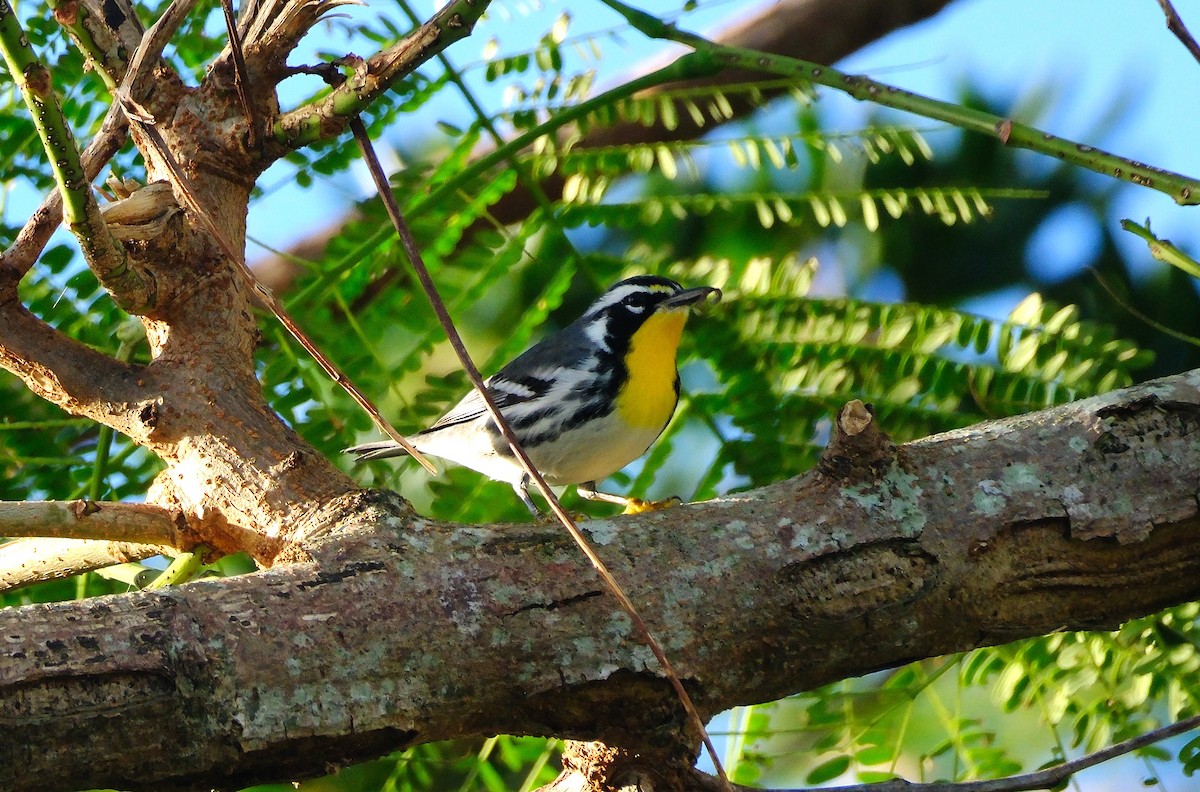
[526,410,666,485]
[412,410,666,487]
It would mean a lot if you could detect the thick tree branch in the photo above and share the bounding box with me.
[0,281,144,429]
[4,369,1200,791]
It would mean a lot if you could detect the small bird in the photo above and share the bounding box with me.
[347,275,721,514]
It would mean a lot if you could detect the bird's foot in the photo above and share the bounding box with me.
[621,496,683,515]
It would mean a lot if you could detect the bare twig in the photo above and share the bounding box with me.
[115,98,436,473]
[0,500,188,546]
[348,115,733,792]
[0,105,128,277]
[120,0,198,103]
[1089,267,1200,347]
[692,712,1200,792]
[1156,0,1200,66]
[0,281,143,429]
[219,0,258,147]
[0,537,162,592]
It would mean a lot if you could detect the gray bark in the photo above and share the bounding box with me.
[4,370,1200,791]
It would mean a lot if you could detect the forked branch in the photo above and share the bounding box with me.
[0,0,151,312]
[0,283,142,428]
[273,0,493,148]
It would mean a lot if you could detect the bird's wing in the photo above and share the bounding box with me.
[419,324,593,435]
[419,374,549,433]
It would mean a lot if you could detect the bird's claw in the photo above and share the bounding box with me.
[621,496,683,514]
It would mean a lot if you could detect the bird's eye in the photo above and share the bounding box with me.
[625,292,653,311]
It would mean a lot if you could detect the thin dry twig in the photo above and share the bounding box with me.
[347,114,733,792]
[691,711,1200,792]
[218,0,257,147]
[1156,0,1200,65]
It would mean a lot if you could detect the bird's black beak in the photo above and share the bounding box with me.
[663,285,722,309]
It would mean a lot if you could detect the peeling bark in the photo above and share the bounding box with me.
[3,371,1200,791]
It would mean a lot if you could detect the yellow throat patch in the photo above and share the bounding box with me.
[615,309,688,429]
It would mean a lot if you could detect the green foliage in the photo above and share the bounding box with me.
[1,2,1196,791]
[732,603,1200,788]
[682,277,1150,490]
[242,737,560,792]
[557,185,1038,230]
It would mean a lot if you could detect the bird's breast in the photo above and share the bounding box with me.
[614,311,687,430]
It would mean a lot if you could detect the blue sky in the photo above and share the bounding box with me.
[241,0,1200,327]
[843,0,1200,298]
[9,0,1197,296]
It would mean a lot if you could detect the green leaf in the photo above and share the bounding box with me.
[805,755,850,785]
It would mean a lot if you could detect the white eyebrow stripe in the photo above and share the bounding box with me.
[584,283,676,316]
[585,285,640,314]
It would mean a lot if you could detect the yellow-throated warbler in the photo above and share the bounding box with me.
[347,275,721,514]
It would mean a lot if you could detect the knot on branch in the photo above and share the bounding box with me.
[283,487,417,560]
[816,400,897,481]
[100,181,181,242]
[541,740,696,792]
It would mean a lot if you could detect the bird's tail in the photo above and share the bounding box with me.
[345,440,421,463]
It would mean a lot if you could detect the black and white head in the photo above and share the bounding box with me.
[578,275,720,349]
